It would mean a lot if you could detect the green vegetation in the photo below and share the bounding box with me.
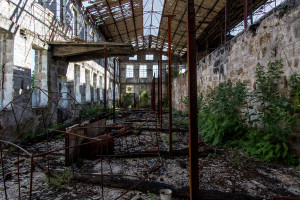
[199,80,247,146]
[193,60,300,166]
[45,168,73,190]
[164,133,178,144]
[121,93,134,108]
[140,91,149,107]
[81,102,104,119]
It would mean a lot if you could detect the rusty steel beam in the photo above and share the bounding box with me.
[104,46,107,112]
[225,0,228,42]
[160,52,163,130]
[113,58,116,121]
[157,59,161,118]
[244,0,248,28]
[167,15,173,156]
[187,0,199,199]
[172,0,206,55]
[160,0,179,51]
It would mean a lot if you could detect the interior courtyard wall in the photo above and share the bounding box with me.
[172,3,300,112]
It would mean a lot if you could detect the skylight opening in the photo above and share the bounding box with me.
[143,0,164,37]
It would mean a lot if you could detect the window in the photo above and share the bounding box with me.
[129,55,137,60]
[146,54,153,60]
[153,65,158,77]
[162,55,168,60]
[84,21,88,41]
[126,65,134,78]
[139,65,147,78]
[72,8,78,36]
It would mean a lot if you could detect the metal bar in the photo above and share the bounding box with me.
[187,0,199,199]
[104,45,107,112]
[65,131,69,167]
[156,57,161,116]
[18,150,21,199]
[0,144,8,200]
[159,52,163,130]
[225,0,228,42]
[244,0,248,28]
[113,58,116,121]
[168,15,173,156]
[29,156,34,200]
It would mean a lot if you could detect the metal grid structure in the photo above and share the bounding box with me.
[79,0,283,56]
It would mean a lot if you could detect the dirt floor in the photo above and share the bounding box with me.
[0,111,299,200]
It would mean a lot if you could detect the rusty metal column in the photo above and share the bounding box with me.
[104,46,107,112]
[225,0,228,43]
[244,0,248,28]
[167,15,173,156]
[157,60,161,116]
[187,0,199,199]
[113,58,116,121]
[159,52,163,126]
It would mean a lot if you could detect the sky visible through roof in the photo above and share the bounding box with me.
[143,0,164,37]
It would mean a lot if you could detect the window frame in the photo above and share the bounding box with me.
[145,54,154,60]
[153,65,158,77]
[129,55,137,60]
[126,65,134,78]
[139,65,147,78]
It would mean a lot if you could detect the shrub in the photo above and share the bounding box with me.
[140,91,149,107]
[199,80,248,145]
[243,61,298,163]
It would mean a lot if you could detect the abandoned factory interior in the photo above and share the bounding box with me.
[0,0,300,199]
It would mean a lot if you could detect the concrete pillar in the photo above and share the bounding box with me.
[93,73,97,102]
[85,68,91,102]
[2,36,14,108]
[74,64,81,103]
[58,76,68,108]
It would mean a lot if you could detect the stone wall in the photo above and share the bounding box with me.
[172,2,300,111]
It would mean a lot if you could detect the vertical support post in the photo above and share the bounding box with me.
[64,131,69,167]
[113,58,116,121]
[205,33,209,55]
[225,0,228,43]
[250,0,253,25]
[244,0,248,28]
[168,15,173,156]
[159,52,163,125]
[187,0,199,199]
[104,46,107,112]
[157,60,161,117]
[0,144,8,200]
[29,156,34,200]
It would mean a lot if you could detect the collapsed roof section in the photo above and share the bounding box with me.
[81,0,269,56]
